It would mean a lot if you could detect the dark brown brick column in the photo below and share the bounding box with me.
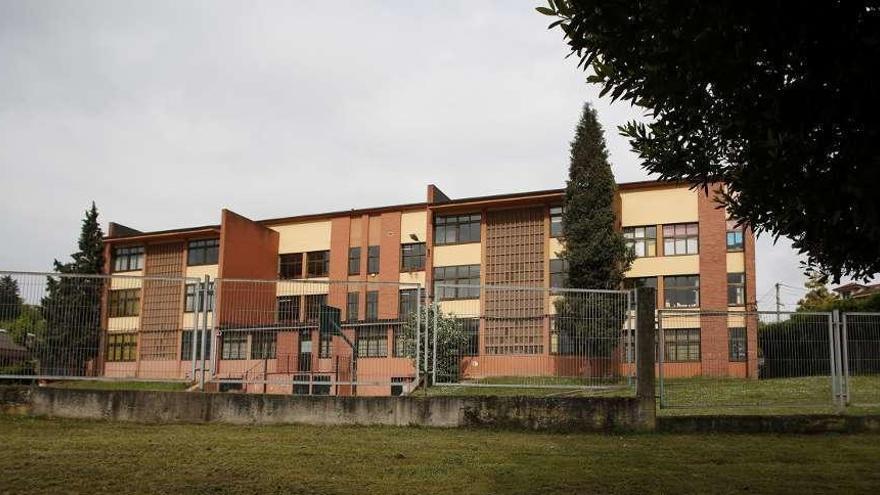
[697,185,729,376]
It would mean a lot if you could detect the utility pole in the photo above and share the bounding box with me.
[775,282,781,322]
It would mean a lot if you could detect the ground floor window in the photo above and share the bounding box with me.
[251,332,276,359]
[180,330,211,360]
[357,325,387,358]
[221,333,247,360]
[663,328,700,362]
[729,327,747,362]
[106,333,137,362]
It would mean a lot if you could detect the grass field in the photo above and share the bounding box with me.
[1,415,879,494]
[48,380,190,392]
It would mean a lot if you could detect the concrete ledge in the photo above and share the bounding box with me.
[0,386,654,432]
[658,414,880,434]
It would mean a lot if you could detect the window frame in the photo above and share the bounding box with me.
[277,295,301,323]
[112,246,144,273]
[398,289,419,317]
[306,250,330,278]
[187,239,220,266]
[250,332,277,359]
[183,282,214,313]
[365,290,379,321]
[180,329,211,360]
[346,292,359,321]
[664,328,701,362]
[108,288,140,317]
[727,272,746,306]
[433,213,481,246]
[221,332,248,360]
[433,265,481,300]
[400,243,426,271]
[663,275,700,308]
[726,220,744,252]
[304,294,327,322]
[549,206,563,238]
[623,225,658,258]
[367,245,380,275]
[356,325,388,358]
[279,253,304,280]
[728,327,747,362]
[348,247,361,275]
[549,258,568,288]
[106,333,137,362]
[662,223,699,256]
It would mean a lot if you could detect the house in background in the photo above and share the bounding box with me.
[834,282,880,300]
[99,181,758,395]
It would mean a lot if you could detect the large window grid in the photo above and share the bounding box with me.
[112,246,144,272]
[106,333,137,362]
[306,251,330,278]
[434,214,481,245]
[367,246,380,275]
[433,265,480,300]
[184,282,214,313]
[357,325,387,358]
[664,328,701,362]
[187,239,219,266]
[108,289,140,317]
[662,223,698,256]
[279,253,303,279]
[221,333,247,360]
[664,275,700,308]
[400,243,426,271]
[728,273,745,306]
[624,226,657,257]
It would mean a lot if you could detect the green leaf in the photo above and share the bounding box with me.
[535,7,556,16]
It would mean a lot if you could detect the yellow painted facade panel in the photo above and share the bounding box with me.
[110,271,143,289]
[399,271,425,287]
[185,264,218,280]
[433,243,481,267]
[439,299,480,316]
[107,316,139,332]
[548,237,565,258]
[726,252,745,273]
[626,255,700,277]
[272,221,332,253]
[620,187,697,227]
[400,211,428,243]
[276,279,330,296]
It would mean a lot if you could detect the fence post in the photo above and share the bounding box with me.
[635,287,656,429]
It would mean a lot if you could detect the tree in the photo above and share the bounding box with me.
[40,202,106,376]
[398,305,471,385]
[797,273,839,311]
[555,103,633,358]
[0,275,23,322]
[538,1,880,282]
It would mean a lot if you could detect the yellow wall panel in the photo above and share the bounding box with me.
[272,221,332,253]
[185,264,218,280]
[107,316,139,332]
[439,299,480,316]
[276,279,331,296]
[627,255,699,277]
[620,187,697,227]
[400,211,428,243]
[433,243,481,267]
[726,252,745,273]
[110,271,143,289]
[548,237,565,258]
[399,271,425,287]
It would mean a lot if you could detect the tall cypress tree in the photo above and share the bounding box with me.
[561,103,633,289]
[556,103,633,358]
[0,275,23,322]
[41,202,106,376]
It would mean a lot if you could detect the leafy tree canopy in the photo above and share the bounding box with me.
[797,272,840,311]
[539,1,880,282]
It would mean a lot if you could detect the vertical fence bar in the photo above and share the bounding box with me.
[190,281,200,382]
[415,286,421,387]
[842,313,851,405]
[199,274,211,391]
[432,301,439,385]
[657,310,666,408]
[828,312,839,407]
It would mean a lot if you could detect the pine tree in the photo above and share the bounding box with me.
[556,103,634,358]
[40,202,106,376]
[0,275,23,322]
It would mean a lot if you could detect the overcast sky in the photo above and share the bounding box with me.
[0,0,814,310]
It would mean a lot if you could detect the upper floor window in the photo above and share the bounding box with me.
[400,243,426,271]
[726,220,744,252]
[624,276,658,291]
[346,292,359,321]
[727,273,745,306]
[433,265,480,300]
[549,258,568,288]
[187,239,219,266]
[112,246,144,272]
[434,214,481,245]
[221,333,247,360]
[306,251,329,277]
[367,246,380,275]
[664,275,699,308]
[365,291,379,320]
[106,333,137,362]
[279,253,303,279]
[184,282,214,313]
[277,295,301,323]
[624,226,657,257]
[662,223,698,256]
[550,206,564,237]
[108,289,140,317]
[304,294,327,322]
[399,289,419,317]
[251,332,277,360]
[181,330,211,361]
[348,247,361,275]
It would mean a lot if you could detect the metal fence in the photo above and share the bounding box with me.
[430,283,636,392]
[657,309,880,411]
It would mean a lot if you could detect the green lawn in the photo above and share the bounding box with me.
[1,415,879,494]
[47,380,190,392]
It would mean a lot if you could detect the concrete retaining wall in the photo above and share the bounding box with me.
[0,386,654,432]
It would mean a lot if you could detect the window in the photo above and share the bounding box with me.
[399,289,419,318]
[434,213,481,245]
[306,250,330,277]
[624,277,658,291]
[279,253,303,279]
[112,246,144,272]
[729,327,747,362]
[277,296,300,323]
[365,291,379,320]
[662,223,698,255]
[550,206,563,237]
[367,246,380,274]
[108,289,140,317]
[319,331,332,359]
[348,247,361,275]
[549,259,568,288]
[664,328,701,362]
[459,318,479,356]
[433,265,480,300]
[304,294,327,322]
[624,226,657,257]
[184,282,214,313]
[357,325,387,357]
[312,375,331,395]
[106,333,137,362]
[664,275,700,308]
[221,333,247,360]
[728,273,745,306]
[298,331,312,372]
[346,292,359,321]
[251,332,276,359]
[187,239,219,266]
[400,243,426,271]
[392,327,409,358]
[726,220,744,251]
[180,330,211,360]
